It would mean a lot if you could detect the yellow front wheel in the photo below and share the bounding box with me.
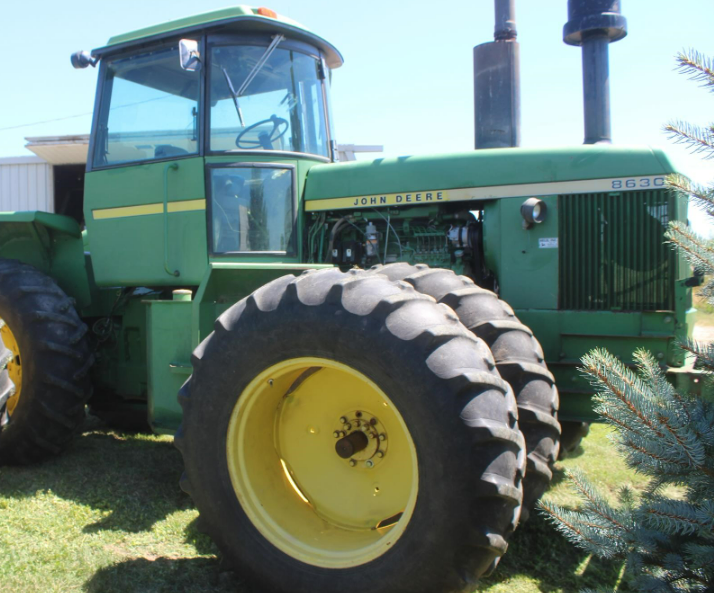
[176,269,525,593]
[226,357,418,568]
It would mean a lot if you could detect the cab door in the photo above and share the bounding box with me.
[84,40,208,287]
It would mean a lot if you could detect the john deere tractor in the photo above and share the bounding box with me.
[0,6,700,593]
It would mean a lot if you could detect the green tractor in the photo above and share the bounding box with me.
[0,6,701,593]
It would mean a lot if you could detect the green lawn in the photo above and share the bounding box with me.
[0,420,648,593]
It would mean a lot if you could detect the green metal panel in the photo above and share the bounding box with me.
[559,189,676,311]
[84,158,208,287]
[146,297,193,434]
[516,308,683,422]
[0,212,92,308]
[483,196,559,310]
[303,145,677,203]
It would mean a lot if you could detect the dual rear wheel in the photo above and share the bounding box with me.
[176,267,548,593]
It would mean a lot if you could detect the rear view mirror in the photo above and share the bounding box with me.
[179,39,201,71]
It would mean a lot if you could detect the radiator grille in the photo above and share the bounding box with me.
[559,190,676,311]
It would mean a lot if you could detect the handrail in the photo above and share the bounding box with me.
[163,162,180,277]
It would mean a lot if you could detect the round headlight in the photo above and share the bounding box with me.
[521,198,547,226]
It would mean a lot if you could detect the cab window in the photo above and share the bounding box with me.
[94,44,200,167]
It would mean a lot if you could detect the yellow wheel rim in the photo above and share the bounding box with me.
[0,320,21,415]
[226,357,419,568]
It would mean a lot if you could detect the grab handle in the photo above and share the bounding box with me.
[163,162,180,277]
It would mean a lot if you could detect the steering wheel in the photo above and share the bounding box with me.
[235,115,289,150]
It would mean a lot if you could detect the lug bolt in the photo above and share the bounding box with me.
[362,425,369,432]
[379,434,386,441]
[349,459,357,467]
[333,431,341,438]
[355,411,362,418]
[339,416,348,424]
[370,433,377,439]
[376,450,384,458]
[340,431,346,438]
[365,460,374,468]
[370,418,377,426]
[343,423,352,431]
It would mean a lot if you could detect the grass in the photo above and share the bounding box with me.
[0,418,653,593]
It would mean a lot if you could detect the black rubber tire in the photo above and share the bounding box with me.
[175,268,525,593]
[368,263,560,522]
[0,259,94,465]
[557,421,590,459]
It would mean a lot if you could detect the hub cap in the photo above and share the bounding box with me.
[0,319,21,415]
[226,357,419,568]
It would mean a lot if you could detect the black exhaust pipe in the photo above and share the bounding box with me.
[564,0,627,144]
[474,0,521,149]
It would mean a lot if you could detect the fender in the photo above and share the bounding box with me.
[0,211,91,308]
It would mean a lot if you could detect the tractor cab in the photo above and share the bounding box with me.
[77,7,342,287]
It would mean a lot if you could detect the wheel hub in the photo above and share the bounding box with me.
[333,410,388,468]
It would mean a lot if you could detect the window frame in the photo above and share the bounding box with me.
[205,162,298,257]
[206,34,332,161]
[88,36,207,172]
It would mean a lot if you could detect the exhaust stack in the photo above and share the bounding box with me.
[564,0,627,144]
[474,0,521,149]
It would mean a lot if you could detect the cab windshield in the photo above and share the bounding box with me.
[210,43,329,158]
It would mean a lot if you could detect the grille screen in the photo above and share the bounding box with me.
[559,190,676,311]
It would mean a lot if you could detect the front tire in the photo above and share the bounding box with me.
[0,259,94,464]
[176,268,525,593]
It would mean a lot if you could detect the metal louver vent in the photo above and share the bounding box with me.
[559,190,676,311]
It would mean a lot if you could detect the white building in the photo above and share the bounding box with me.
[0,135,89,220]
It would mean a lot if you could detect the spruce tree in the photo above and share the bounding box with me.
[538,50,714,593]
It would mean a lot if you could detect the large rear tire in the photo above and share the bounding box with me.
[0,259,94,464]
[369,263,560,521]
[175,268,525,593]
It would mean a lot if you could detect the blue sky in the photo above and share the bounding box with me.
[1,1,711,207]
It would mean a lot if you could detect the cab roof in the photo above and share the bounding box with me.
[91,6,343,69]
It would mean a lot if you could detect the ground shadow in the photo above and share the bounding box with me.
[84,557,247,593]
[0,416,189,533]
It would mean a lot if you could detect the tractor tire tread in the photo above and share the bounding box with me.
[368,263,560,521]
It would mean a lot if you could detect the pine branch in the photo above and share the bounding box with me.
[568,468,629,531]
[667,222,714,273]
[675,50,714,91]
[583,349,667,438]
[666,174,714,215]
[641,498,712,536]
[664,121,714,159]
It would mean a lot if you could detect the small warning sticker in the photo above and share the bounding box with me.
[539,238,558,249]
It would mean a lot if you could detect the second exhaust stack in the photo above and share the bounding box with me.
[564,0,627,144]
[474,0,521,149]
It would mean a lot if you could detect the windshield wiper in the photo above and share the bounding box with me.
[221,34,285,128]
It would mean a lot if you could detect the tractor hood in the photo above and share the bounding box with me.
[304,145,677,212]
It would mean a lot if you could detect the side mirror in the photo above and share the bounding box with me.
[71,50,97,69]
[179,39,201,71]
